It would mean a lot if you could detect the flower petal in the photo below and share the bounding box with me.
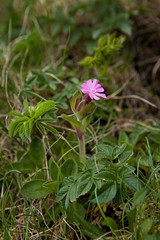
[95,87,104,92]
[96,93,107,98]
[93,94,100,100]
[89,92,94,99]
[95,84,102,89]
[81,83,88,89]
[86,79,93,88]
[93,79,98,88]
[81,88,90,94]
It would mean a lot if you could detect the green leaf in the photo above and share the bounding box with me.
[77,172,93,197]
[42,181,58,192]
[95,170,116,181]
[129,128,148,148]
[33,100,56,119]
[69,182,77,202]
[61,114,83,130]
[73,213,105,239]
[36,122,45,135]
[148,133,160,144]
[49,157,60,181]
[91,182,117,204]
[118,131,129,145]
[56,186,68,202]
[29,137,45,169]
[119,151,133,164]
[127,208,137,232]
[21,180,52,198]
[112,143,126,160]
[140,218,153,238]
[9,117,29,138]
[67,202,85,225]
[102,217,118,231]
[79,56,95,68]
[40,122,59,135]
[61,159,77,178]
[76,102,96,120]
[70,90,82,113]
[6,153,36,173]
[97,144,113,160]
[8,111,23,117]
[123,174,140,191]
[133,188,148,208]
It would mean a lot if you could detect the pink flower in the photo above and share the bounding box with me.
[81,79,107,100]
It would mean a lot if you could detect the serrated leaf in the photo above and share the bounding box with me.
[61,159,77,178]
[19,124,29,143]
[36,122,45,135]
[119,151,133,164]
[9,117,29,138]
[97,144,113,160]
[77,172,93,197]
[69,182,77,202]
[33,101,56,119]
[90,182,117,204]
[112,143,126,160]
[40,122,59,135]
[123,174,140,191]
[95,170,116,181]
[56,186,68,202]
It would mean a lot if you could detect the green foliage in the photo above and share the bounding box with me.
[9,99,57,142]
[21,180,56,198]
[12,30,46,66]
[1,1,160,239]
[61,159,78,178]
[49,0,132,53]
[6,137,45,172]
[79,33,126,76]
[29,137,45,169]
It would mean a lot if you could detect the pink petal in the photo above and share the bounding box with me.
[86,79,93,88]
[81,83,88,88]
[96,93,107,98]
[95,87,104,92]
[81,88,90,94]
[95,84,102,89]
[92,79,98,88]
[89,92,94,99]
[93,94,100,100]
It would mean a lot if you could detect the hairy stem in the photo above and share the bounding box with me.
[78,134,86,165]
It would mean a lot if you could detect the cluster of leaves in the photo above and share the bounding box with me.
[20,141,137,238]
[79,33,126,76]
[18,130,160,239]
[9,99,58,142]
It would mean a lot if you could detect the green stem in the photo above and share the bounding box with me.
[78,135,86,165]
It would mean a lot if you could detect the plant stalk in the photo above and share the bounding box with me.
[78,134,86,165]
